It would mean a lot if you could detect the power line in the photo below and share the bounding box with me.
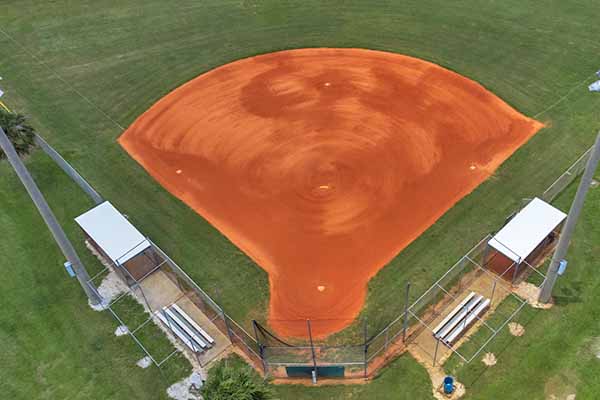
[0,26,125,131]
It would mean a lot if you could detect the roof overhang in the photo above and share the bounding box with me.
[75,201,150,265]
[488,197,566,263]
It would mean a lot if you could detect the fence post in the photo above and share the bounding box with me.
[221,310,234,343]
[433,337,441,367]
[252,320,267,375]
[482,242,491,269]
[511,260,521,284]
[307,320,318,384]
[403,281,411,342]
[384,326,390,352]
[363,318,369,379]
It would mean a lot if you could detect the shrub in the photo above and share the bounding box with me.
[202,357,272,400]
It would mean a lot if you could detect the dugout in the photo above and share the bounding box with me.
[75,201,162,285]
[485,197,566,282]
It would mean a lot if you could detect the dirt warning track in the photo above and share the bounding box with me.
[119,48,542,338]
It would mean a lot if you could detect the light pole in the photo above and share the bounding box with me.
[0,125,102,305]
[538,130,600,303]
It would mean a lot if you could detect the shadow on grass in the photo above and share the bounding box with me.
[553,281,584,306]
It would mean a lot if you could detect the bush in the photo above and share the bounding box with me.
[0,109,36,159]
[202,356,272,400]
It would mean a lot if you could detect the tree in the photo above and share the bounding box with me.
[201,358,272,400]
[0,108,36,159]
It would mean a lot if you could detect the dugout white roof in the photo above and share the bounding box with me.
[488,197,566,263]
[75,201,150,265]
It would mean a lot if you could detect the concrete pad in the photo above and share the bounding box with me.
[138,270,183,311]
[176,296,231,366]
[139,270,231,366]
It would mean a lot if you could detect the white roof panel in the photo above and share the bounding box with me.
[488,198,566,263]
[75,201,150,264]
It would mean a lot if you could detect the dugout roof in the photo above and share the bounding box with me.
[488,197,566,263]
[75,201,150,265]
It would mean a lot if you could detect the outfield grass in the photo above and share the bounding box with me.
[2,1,600,398]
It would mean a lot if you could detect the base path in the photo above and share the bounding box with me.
[119,48,542,338]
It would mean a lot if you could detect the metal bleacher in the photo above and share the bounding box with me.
[432,291,490,346]
[155,304,215,353]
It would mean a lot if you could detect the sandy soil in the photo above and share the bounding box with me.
[89,269,129,311]
[482,352,497,366]
[545,371,578,400]
[513,281,553,309]
[508,322,525,337]
[119,48,542,338]
[408,344,465,400]
[136,356,152,369]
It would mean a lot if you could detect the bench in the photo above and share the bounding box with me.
[163,308,209,349]
[432,291,490,346]
[436,294,483,340]
[155,310,205,353]
[432,292,476,336]
[445,299,490,345]
[155,303,216,354]
[170,303,215,345]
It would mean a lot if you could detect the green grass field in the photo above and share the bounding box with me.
[1,0,600,398]
[0,153,190,399]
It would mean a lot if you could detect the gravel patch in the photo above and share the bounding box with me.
[167,371,204,400]
[508,322,525,337]
[482,352,497,366]
[136,356,153,369]
[114,325,129,336]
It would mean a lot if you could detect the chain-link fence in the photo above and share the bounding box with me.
[64,135,590,381]
[251,232,540,378]
[148,239,264,370]
[403,235,531,367]
[255,319,368,379]
[542,146,593,202]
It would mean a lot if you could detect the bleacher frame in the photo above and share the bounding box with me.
[404,234,547,367]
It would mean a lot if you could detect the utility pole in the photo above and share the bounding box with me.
[0,126,102,305]
[539,130,600,303]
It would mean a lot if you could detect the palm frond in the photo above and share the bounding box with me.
[0,109,37,160]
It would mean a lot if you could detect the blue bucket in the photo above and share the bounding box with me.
[443,376,454,395]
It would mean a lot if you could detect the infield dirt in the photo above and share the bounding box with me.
[119,48,542,338]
